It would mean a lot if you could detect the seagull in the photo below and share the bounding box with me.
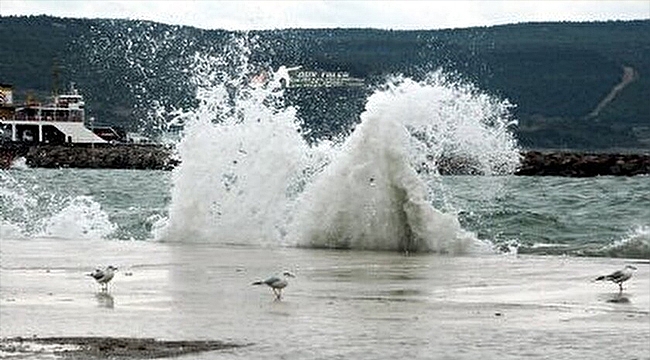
[595,265,637,293]
[87,265,118,291]
[252,271,295,300]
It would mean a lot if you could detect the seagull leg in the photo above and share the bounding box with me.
[618,283,623,294]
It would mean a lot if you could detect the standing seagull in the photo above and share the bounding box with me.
[252,271,295,300]
[595,265,637,293]
[87,265,118,292]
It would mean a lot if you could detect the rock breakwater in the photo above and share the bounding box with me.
[0,143,178,171]
[1,144,648,177]
[516,151,650,177]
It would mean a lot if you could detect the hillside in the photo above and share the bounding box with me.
[1,16,648,150]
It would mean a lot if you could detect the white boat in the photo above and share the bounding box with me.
[0,83,107,144]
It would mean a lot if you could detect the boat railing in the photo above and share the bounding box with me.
[12,113,84,122]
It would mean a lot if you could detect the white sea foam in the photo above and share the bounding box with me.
[600,225,650,258]
[1,171,116,240]
[0,220,25,240]
[37,196,117,240]
[288,74,518,253]
[160,46,331,245]
[0,171,36,238]
[159,39,519,254]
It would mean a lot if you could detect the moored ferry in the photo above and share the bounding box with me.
[0,83,107,144]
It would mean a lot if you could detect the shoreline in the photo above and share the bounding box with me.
[1,238,648,360]
[1,143,649,176]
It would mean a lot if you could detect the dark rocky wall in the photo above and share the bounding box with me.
[516,151,650,177]
[1,144,648,177]
[0,144,178,171]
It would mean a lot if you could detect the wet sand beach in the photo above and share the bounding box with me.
[1,238,648,359]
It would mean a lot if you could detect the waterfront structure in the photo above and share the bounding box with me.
[287,69,365,88]
[251,66,365,89]
[0,83,107,144]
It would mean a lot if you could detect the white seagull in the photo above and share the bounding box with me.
[87,265,118,291]
[595,265,637,293]
[252,271,295,300]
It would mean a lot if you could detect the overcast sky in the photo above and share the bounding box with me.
[1,0,648,30]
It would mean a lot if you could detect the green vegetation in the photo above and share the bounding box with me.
[1,16,648,150]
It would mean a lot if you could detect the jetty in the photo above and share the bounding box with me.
[1,144,648,177]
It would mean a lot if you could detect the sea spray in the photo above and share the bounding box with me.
[160,43,331,245]
[160,41,520,253]
[78,19,210,139]
[0,171,33,239]
[288,74,519,252]
[37,196,116,240]
[0,171,116,240]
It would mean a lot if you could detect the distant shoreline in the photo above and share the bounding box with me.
[1,143,648,177]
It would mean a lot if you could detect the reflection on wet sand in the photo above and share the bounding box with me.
[603,293,631,304]
[95,292,114,308]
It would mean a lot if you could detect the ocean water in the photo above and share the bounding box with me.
[1,169,648,258]
[1,33,649,359]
